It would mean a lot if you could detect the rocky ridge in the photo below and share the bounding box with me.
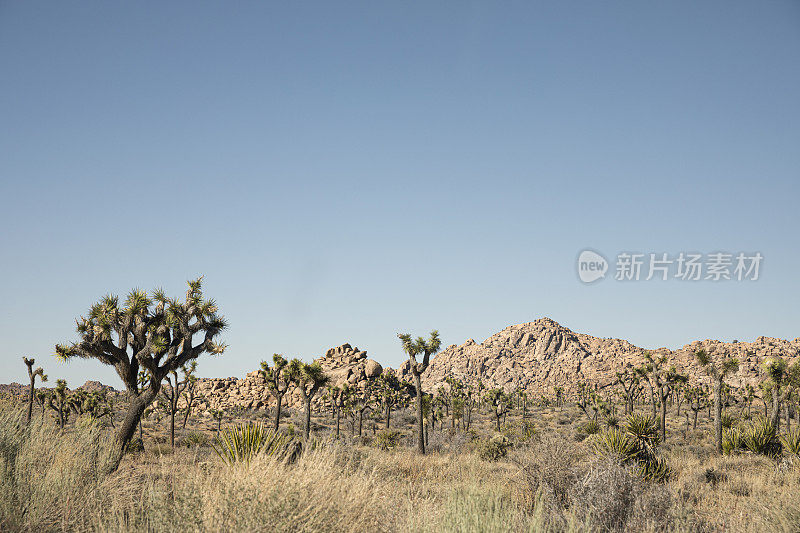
[404,318,800,394]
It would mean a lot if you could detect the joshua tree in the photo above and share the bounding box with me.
[23,357,47,424]
[259,354,291,431]
[210,408,224,434]
[377,373,404,429]
[644,353,687,442]
[615,367,640,415]
[398,330,441,454]
[350,379,376,437]
[180,362,199,429]
[161,362,196,448]
[485,388,512,432]
[47,379,70,428]
[55,278,227,472]
[287,359,330,440]
[762,356,790,434]
[35,389,48,419]
[326,383,350,438]
[696,349,739,454]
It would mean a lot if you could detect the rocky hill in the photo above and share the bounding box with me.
[397,318,800,394]
[189,343,385,413]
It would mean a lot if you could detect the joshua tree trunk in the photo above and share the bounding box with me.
[335,405,340,438]
[108,386,159,473]
[385,402,391,429]
[414,372,425,454]
[303,396,312,441]
[771,387,781,434]
[713,379,723,454]
[659,387,668,443]
[27,375,35,424]
[273,393,283,432]
[358,409,363,437]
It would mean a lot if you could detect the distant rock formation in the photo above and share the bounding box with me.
[189,343,388,413]
[399,318,800,394]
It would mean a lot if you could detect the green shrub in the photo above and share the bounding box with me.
[373,430,403,451]
[741,417,781,458]
[581,419,601,435]
[182,432,209,447]
[211,422,301,465]
[722,427,742,455]
[478,434,512,461]
[720,413,736,430]
[782,427,800,456]
[590,414,670,482]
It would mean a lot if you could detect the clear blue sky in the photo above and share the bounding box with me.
[1,2,798,387]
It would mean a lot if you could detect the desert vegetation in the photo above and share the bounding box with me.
[2,280,800,531]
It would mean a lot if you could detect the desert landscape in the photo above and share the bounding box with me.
[1,281,799,532]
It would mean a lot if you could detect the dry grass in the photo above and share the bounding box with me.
[1,400,799,532]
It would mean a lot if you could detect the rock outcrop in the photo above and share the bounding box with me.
[189,344,388,413]
[402,318,800,394]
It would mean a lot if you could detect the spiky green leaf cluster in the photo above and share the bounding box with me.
[211,422,302,465]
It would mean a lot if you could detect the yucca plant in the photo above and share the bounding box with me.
[590,428,637,461]
[581,419,601,435]
[722,427,743,455]
[741,417,781,458]
[720,412,736,430]
[211,422,301,465]
[591,413,671,482]
[781,427,800,456]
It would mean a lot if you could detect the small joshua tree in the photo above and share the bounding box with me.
[161,362,196,447]
[696,349,739,454]
[644,352,687,442]
[260,354,291,431]
[762,356,789,434]
[287,359,329,440]
[398,330,441,454]
[326,383,350,438]
[377,373,403,429]
[485,388,511,432]
[23,357,47,424]
[48,379,70,428]
[55,277,227,472]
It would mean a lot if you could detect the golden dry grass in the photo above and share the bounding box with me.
[1,399,799,532]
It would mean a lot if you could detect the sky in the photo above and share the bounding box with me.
[1,1,798,388]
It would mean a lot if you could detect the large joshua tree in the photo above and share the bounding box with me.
[695,348,739,454]
[287,359,329,440]
[23,357,47,424]
[398,330,441,454]
[259,354,291,431]
[55,278,227,472]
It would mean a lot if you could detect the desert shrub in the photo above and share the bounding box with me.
[591,414,670,482]
[571,457,674,532]
[741,417,781,458]
[782,427,800,456]
[581,419,601,435]
[212,422,301,465]
[513,433,583,513]
[720,412,736,430]
[605,413,619,429]
[373,430,403,451]
[722,427,742,455]
[478,434,512,461]
[427,429,468,454]
[182,432,209,447]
